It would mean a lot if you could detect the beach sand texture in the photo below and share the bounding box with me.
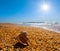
[0,23,60,51]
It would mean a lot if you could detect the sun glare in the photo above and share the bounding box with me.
[42,4,49,11]
[40,4,50,12]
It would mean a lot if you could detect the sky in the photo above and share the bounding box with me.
[0,0,60,23]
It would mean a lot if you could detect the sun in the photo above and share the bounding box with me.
[41,4,50,11]
[42,4,49,11]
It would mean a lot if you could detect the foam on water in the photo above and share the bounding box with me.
[21,22,60,33]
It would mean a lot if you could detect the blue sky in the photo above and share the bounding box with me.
[0,0,60,23]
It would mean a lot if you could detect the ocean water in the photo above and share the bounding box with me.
[20,22,60,33]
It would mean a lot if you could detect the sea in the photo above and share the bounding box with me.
[19,22,60,33]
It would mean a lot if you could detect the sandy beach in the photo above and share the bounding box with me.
[0,23,60,51]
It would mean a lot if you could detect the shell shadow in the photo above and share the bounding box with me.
[14,42,28,49]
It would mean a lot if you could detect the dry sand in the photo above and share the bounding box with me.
[0,23,60,51]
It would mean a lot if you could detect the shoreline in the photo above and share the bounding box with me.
[20,23,60,33]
